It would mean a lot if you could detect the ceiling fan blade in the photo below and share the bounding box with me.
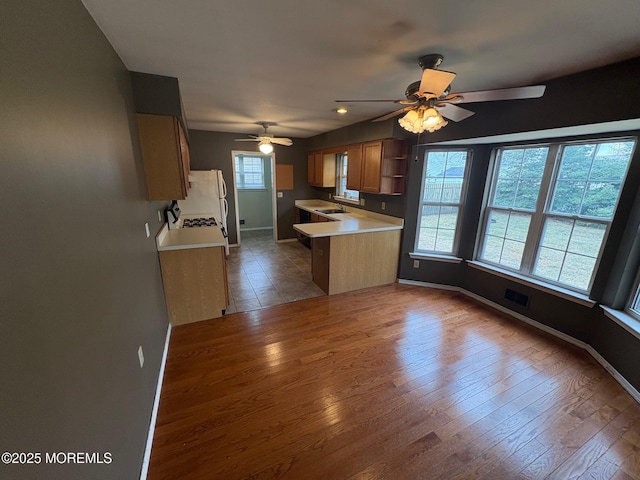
[437,103,475,122]
[372,106,414,122]
[234,138,260,142]
[335,99,409,103]
[419,68,457,97]
[447,85,546,104]
[271,138,293,146]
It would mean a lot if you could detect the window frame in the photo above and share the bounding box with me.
[335,152,360,202]
[413,148,473,256]
[234,154,267,190]
[477,137,636,294]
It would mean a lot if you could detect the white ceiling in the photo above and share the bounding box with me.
[82,0,640,139]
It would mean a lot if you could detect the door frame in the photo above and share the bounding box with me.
[230,150,278,246]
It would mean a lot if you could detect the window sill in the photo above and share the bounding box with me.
[333,196,361,206]
[601,306,640,341]
[467,260,596,308]
[237,187,267,192]
[409,252,463,264]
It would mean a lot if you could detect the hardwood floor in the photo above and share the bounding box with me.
[147,283,640,480]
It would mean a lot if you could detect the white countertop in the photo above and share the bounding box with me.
[294,200,403,238]
[156,223,227,251]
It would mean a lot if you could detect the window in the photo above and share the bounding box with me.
[478,138,636,292]
[234,154,267,189]
[336,153,359,201]
[629,283,640,318]
[415,149,471,255]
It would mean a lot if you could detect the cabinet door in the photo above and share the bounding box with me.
[307,152,316,185]
[361,141,383,193]
[158,246,227,325]
[346,144,363,191]
[314,151,324,186]
[137,113,190,200]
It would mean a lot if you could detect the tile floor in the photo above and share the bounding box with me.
[225,229,326,314]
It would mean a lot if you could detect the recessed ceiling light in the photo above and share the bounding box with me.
[336,107,348,114]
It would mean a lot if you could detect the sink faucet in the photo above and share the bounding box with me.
[334,202,345,212]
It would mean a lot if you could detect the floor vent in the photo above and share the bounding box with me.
[505,288,529,308]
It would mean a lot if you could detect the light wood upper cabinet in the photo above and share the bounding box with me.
[346,143,363,191]
[379,138,408,195]
[307,150,336,187]
[361,141,383,193]
[308,138,407,194]
[361,138,408,195]
[136,113,190,200]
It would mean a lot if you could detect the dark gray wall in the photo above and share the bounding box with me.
[396,57,640,390]
[187,129,314,241]
[1,1,169,479]
[130,71,189,140]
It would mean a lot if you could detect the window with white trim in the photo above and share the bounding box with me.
[478,138,636,292]
[336,153,359,201]
[234,154,266,189]
[414,149,471,255]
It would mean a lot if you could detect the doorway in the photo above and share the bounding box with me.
[231,151,277,246]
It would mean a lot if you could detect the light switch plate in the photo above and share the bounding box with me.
[413,259,420,268]
[138,345,144,368]
[145,223,150,238]
[277,191,283,198]
[381,202,386,210]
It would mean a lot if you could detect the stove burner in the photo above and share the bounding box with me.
[182,217,217,228]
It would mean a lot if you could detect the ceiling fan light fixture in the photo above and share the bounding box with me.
[398,109,423,134]
[258,140,274,154]
[423,107,447,132]
[398,105,448,134]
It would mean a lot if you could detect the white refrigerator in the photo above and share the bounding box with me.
[177,169,229,253]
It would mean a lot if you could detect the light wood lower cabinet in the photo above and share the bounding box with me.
[311,230,401,295]
[158,246,228,326]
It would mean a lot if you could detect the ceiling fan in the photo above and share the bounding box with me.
[234,122,293,153]
[336,54,546,133]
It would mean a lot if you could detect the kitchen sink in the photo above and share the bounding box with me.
[316,208,345,214]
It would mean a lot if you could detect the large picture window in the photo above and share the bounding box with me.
[478,138,636,292]
[415,149,471,255]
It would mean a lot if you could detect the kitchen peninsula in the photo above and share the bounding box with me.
[294,200,403,295]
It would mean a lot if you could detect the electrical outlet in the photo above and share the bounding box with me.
[138,346,144,368]
[145,222,150,238]
[277,191,283,198]
[381,202,386,210]
[413,259,420,268]
[157,210,162,222]
[360,198,365,206]
[328,193,332,199]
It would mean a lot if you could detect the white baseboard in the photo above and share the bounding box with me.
[398,279,640,404]
[140,323,172,480]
